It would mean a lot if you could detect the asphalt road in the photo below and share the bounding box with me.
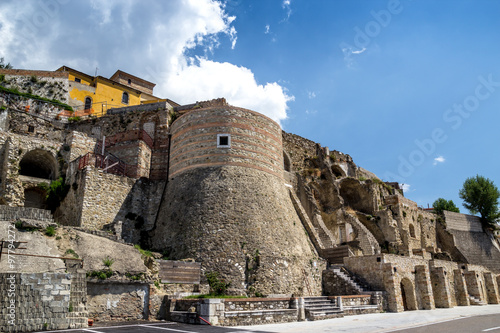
[38,322,272,333]
[34,305,500,333]
[387,313,500,333]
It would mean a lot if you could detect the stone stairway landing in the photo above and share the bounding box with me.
[303,296,343,321]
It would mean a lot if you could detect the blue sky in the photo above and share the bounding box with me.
[1,0,499,212]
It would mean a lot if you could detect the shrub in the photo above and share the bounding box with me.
[206,272,230,296]
[45,226,56,237]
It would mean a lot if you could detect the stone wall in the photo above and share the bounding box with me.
[444,211,483,232]
[169,298,298,326]
[169,106,284,179]
[0,206,53,222]
[0,272,87,332]
[151,106,324,297]
[442,212,500,273]
[112,178,165,244]
[58,166,135,230]
[87,282,149,322]
[0,131,63,207]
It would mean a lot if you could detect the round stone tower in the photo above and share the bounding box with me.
[151,104,323,296]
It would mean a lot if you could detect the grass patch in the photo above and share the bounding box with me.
[65,249,79,259]
[87,269,113,280]
[183,294,247,299]
[103,256,114,267]
[134,244,152,257]
[0,85,73,111]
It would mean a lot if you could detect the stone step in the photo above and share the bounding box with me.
[305,305,342,312]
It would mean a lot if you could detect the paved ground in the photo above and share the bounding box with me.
[236,304,500,332]
[35,304,500,333]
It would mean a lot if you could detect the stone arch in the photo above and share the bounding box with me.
[400,277,417,311]
[283,151,292,172]
[24,187,47,209]
[19,149,58,180]
[409,224,416,238]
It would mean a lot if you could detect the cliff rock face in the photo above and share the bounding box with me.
[281,131,438,258]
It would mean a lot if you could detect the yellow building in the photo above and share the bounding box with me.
[56,66,162,116]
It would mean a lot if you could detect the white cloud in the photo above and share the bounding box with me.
[400,184,411,193]
[307,91,316,99]
[0,0,291,124]
[282,0,292,21]
[433,156,445,165]
[265,24,270,34]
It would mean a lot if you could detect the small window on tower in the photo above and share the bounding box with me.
[217,134,231,148]
[74,77,81,83]
[128,79,132,84]
[28,125,35,133]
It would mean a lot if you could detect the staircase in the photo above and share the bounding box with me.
[289,188,335,250]
[328,265,371,294]
[303,297,343,320]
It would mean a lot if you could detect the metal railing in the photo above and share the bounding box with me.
[78,152,140,178]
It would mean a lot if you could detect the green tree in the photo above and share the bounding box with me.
[459,175,500,225]
[0,57,12,69]
[432,198,460,214]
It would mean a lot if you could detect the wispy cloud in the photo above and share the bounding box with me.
[282,0,292,21]
[433,156,445,165]
[351,47,366,54]
[264,24,270,34]
[305,109,317,115]
[307,91,316,99]
[341,46,367,68]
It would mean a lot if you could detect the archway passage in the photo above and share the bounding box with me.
[19,149,58,180]
[24,188,47,209]
[400,278,417,311]
[401,282,408,311]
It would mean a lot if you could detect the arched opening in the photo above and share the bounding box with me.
[331,164,347,178]
[400,278,417,311]
[84,96,92,110]
[24,187,47,209]
[283,151,291,172]
[409,224,416,238]
[19,149,58,180]
[122,91,129,104]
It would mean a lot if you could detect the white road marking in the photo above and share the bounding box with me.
[138,324,197,333]
[483,326,500,332]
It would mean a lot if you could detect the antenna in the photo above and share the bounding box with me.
[95,67,99,77]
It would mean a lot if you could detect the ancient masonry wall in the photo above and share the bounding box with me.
[87,282,149,322]
[58,166,135,230]
[345,254,500,312]
[113,177,165,244]
[443,211,500,273]
[0,132,62,207]
[152,106,324,297]
[0,272,87,332]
